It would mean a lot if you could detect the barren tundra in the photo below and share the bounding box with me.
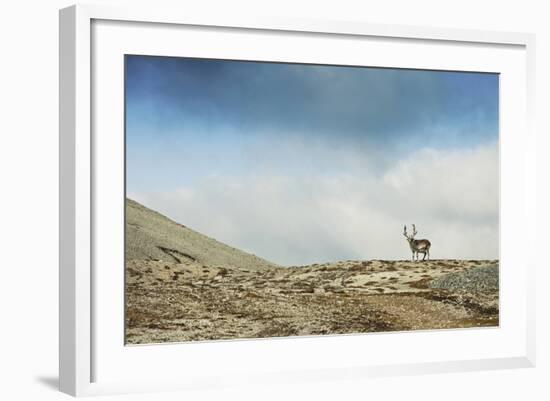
[125,199,499,344]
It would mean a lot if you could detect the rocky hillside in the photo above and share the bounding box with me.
[126,198,278,270]
[126,258,499,344]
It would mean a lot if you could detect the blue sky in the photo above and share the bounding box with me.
[126,55,499,264]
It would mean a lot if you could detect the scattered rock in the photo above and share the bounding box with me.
[430,265,499,292]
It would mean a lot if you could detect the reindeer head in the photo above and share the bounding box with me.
[403,224,418,243]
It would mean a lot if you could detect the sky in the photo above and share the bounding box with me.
[125,55,499,265]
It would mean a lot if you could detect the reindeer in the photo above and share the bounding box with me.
[403,224,431,261]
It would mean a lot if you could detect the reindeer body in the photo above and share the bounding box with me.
[404,225,431,261]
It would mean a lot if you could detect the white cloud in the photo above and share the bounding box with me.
[130,142,498,266]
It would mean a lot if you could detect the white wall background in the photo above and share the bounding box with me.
[0,0,548,400]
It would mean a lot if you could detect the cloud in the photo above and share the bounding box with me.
[126,56,499,149]
[129,141,498,266]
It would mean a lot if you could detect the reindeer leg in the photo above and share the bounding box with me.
[422,252,426,261]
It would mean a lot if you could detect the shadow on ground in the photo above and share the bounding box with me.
[35,376,58,391]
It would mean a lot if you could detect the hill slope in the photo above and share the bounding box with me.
[125,198,278,270]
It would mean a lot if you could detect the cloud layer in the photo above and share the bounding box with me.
[130,141,498,266]
[126,57,498,145]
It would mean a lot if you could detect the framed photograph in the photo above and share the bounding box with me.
[59,4,536,396]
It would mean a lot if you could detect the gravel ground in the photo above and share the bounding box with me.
[429,265,499,291]
[126,259,499,344]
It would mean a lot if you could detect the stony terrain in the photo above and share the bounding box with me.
[125,199,499,344]
[126,198,277,271]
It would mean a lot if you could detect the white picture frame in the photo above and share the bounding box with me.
[59,4,536,397]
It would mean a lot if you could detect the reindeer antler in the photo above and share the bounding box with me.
[403,225,408,237]
[412,224,417,236]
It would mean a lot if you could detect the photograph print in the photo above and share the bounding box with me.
[124,55,499,344]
